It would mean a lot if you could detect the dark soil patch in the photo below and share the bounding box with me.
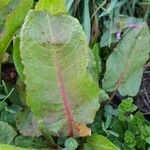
[135,62,150,115]
[1,63,17,85]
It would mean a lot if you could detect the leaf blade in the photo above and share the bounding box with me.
[0,0,33,60]
[20,11,100,137]
[103,22,150,96]
[0,121,17,144]
[35,0,66,15]
[0,144,34,150]
[84,134,120,150]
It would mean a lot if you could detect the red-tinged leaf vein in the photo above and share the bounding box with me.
[55,61,74,137]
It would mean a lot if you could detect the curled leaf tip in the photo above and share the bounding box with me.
[73,122,91,137]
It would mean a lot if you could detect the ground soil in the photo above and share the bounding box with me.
[135,62,150,115]
[2,63,17,85]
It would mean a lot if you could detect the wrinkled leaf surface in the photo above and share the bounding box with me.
[20,11,100,137]
[103,22,150,96]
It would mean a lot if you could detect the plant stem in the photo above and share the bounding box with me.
[40,126,57,148]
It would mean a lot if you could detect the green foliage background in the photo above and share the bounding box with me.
[0,0,150,150]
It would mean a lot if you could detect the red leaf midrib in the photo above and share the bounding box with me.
[56,61,74,136]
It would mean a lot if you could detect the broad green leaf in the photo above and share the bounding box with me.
[16,109,42,137]
[20,11,100,137]
[35,0,66,15]
[14,135,49,149]
[103,22,150,96]
[84,134,120,150]
[0,121,17,144]
[0,0,9,10]
[0,144,34,150]
[13,37,25,81]
[0,0,33,61]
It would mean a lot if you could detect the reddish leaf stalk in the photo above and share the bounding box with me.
[56,62,74,137]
